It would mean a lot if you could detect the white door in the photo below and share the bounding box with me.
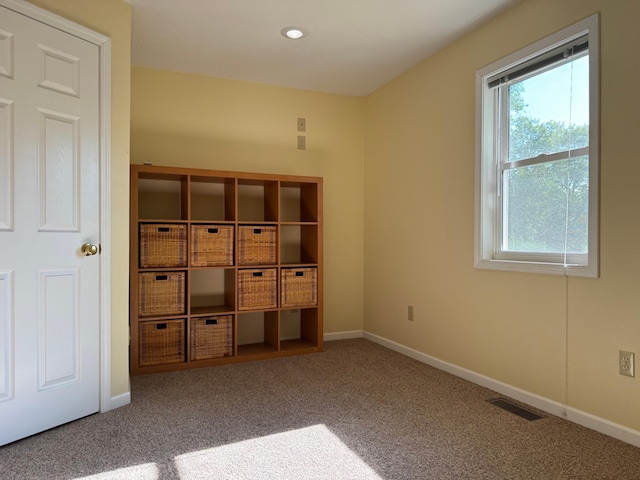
[0,5,100,445]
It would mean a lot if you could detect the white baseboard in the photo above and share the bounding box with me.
[102,391,131,412]
[363,331,640,448]
[324,330,364,341]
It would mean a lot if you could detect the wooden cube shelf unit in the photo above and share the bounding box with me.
[130,164,323,375]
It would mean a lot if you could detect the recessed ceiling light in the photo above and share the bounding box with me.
[281,27,307,40]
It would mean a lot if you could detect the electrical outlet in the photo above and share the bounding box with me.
[297,135,306,150]
[408,305,414,322]
[619,350,635,377]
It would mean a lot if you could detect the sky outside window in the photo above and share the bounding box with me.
[521,55,589,125]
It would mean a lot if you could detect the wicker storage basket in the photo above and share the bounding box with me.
[238,268,277,310]
[138,271,185,317]
[191,225,234,267]
[281,267,318,308]
[139,224,187,268]
[139,319,185,366]
[238,226,276,265]
[190,315,233,360]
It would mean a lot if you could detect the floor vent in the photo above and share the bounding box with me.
[487,398,544,421]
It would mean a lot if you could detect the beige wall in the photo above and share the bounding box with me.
[131,67,365,335]
[28,0,132,398]
[364,0,640,431]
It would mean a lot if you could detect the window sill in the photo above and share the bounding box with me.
[474,257,598,278]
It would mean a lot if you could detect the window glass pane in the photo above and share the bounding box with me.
[508,55,589,162]
[503,156,589,253]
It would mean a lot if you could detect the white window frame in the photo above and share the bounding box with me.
[474,14,599,277]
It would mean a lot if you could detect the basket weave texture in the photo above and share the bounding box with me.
[139,224,187,268]
[238,268,277,310]
[190,315,233,360]
[191,225,234,266]
[138,272,185,317]
[238,226,276,265]
[281,268,318,308]
[139,319,185,366]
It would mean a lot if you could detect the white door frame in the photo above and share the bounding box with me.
[1,0,113,412]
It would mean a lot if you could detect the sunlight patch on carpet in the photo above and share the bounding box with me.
[174,424,382,479]
[74,462,159,480]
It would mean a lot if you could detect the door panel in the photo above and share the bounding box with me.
[38,108,79,231]
[0,99,11,230]
[0,270,12,402]
[37,43,80,97]
[0,27,12,78]
[38,268,79,389]
[0,4,100,445]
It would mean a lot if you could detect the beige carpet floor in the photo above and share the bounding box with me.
[1,338,639,479]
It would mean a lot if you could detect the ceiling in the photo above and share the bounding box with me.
[129,0,519,97]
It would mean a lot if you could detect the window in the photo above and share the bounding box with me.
[475,15,599,277]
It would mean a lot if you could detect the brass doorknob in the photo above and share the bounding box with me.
[81,243,99,256]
